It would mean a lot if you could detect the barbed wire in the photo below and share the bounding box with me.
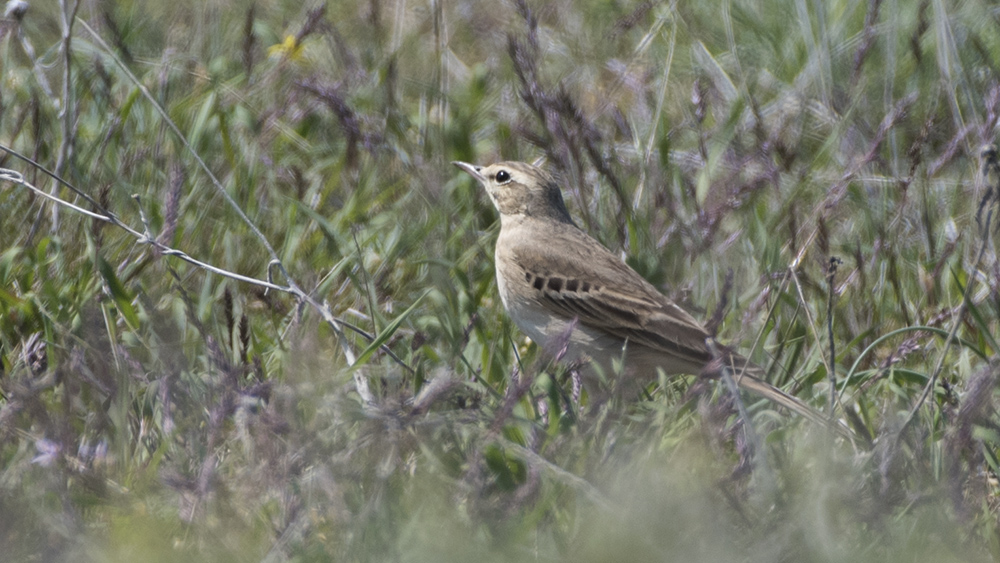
[1,146,418,406]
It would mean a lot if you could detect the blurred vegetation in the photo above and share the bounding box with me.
[1,0,1000,560]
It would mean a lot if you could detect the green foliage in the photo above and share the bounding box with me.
[1,0,1000,561]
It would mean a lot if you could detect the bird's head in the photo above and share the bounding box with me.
[453,161,574,224]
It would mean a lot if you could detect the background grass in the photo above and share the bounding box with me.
[2,0,1000,560]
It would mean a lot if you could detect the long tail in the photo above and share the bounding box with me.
[715,351,855,439]
[732,372,853,439]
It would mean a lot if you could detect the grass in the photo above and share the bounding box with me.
[1,0,1000,560]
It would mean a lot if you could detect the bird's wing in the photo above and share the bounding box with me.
[508,227,711,366]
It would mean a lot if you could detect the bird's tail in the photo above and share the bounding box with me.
[716,353,854,439]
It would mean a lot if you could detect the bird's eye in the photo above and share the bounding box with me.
[495,170,511,184]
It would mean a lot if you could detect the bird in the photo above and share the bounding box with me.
[453,159,844,432]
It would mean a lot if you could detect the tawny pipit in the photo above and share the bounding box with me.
[454,160,832,426]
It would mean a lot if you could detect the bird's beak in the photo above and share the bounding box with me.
[452,161,485,183]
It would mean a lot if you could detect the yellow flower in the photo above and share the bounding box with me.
[268,35,304,61]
